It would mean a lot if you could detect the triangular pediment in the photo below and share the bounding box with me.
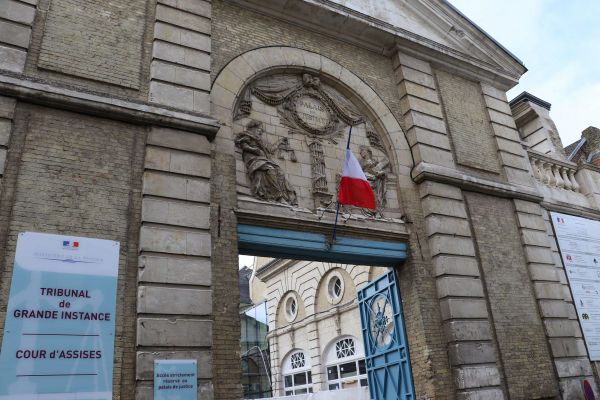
[227,0,526,86]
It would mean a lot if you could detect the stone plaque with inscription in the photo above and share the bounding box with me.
[295,95,331,131]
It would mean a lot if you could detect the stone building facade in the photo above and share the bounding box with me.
[0,0,599,399]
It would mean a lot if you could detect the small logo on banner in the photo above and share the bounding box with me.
[62,240,79,249]
[566,254,572,261]
[556,217,566,224]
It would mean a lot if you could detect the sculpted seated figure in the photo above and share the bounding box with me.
[359,145,390,216]
[235,120,298,206]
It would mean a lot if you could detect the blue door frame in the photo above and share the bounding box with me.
[359,270,415,400]
[237,224,415,399]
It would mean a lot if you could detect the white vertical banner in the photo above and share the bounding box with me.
[551,212,600,361]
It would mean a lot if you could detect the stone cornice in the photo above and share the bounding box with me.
[0,73,221,138]
[225,0,525,89]
[412,162,543,202]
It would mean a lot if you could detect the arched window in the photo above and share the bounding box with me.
[281,350,313,396]
[325,337,368,391]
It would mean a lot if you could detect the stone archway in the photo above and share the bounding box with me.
[209,46,432,399]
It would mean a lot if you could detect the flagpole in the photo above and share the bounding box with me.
[331,125,353,244]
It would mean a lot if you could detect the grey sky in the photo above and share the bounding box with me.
[450,0,600,146]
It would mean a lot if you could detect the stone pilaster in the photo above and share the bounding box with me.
[136,127,213,399]
[393,52,455,170]
[306,321,323,391]
[418,181,504,400]
[0,0,37,73]
[149,0,211,114]
[0,95,16,179]
[513,200,598,397]
[480,84,535,187]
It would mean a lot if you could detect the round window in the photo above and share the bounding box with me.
[284,294,298,322]
[327,272,345,304]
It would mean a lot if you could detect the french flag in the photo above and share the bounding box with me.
[338,149,376,209]
[63,240,79,248]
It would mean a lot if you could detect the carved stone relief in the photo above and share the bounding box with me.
[235,120,298,206]
[234,73,397,218]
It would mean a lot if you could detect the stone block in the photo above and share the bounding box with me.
[152,41,210,70]
[549,338,588,357]
[487,109,517,128]
[397,80,439,104]
[505,166,535,187]
[146,147,211,178]
[439,298,488,320]
[0,0,36,25]
[433,255,480,277]
[544,319,580,338]
[142,198,210,229]
[0,45,26,73]
[429,235,476,257]
[0,20,31,48]
[151,60,210,91]
[490,122,521,141]
[139,255,211,286]
[456,388,504,400]
[539,300,570,318]
[0,118,11,145]
[444,321,492,342]
[534,282,565,300]
[154,21,210,52]
[139,225,211,256]
[0,148,6,174]
[138,286,211,315]
[143,171,210,203]
[520,229,551,248]
[528,263,559,282]
[137,317,212,347]
[396,52,432,74]
[158,0,211,18]
[156,4,211,34]
[149,81,194,111]
[399,96,443,119]
[421,196,467,219]
[136,350,212,380]
[554,358,593,378]
[448,342,496,365]
[524,246,555,265]
[425,215,471,237]
[454,365,500,389]
[516,212,547,231]
[437,276,483,298]
[147,127,210,155]
[0,95,16,119]
[480,83,507,101]
[513,199,542,215]
[483,95,512,115]
[406,126,451,150]
[412,143,455,168]
[404,111,447,134]
[495,136,524,156]
[398,65,436,89]
[498,151,529,171]
[419,180,462,200]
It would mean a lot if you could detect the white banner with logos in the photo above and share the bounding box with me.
[551,212,600,361]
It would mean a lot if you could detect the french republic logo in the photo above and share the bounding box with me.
[556,217,566,224]
[62,240,79,249]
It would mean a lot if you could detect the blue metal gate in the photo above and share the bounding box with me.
[358,270,414,400]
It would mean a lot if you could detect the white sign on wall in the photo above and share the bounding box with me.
[0,232,120,399]
[551,212,600,361]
